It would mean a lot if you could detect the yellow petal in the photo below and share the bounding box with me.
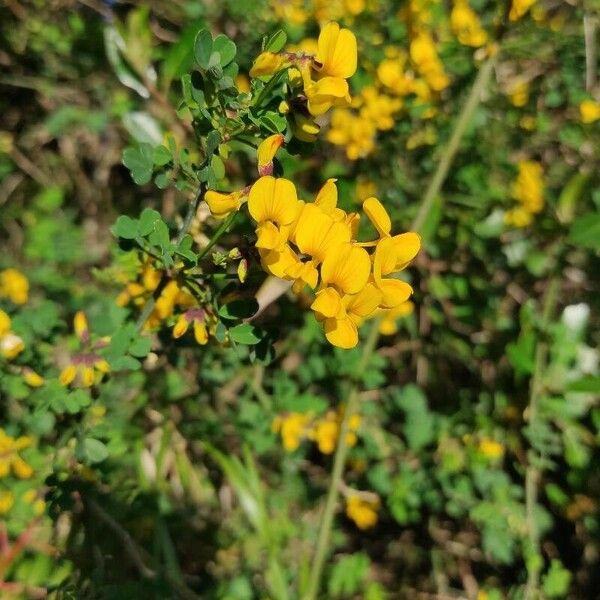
[194,321,208,345]
[324,316,358,348]
[250,52,285,77]
[259,245,298,279]
[294,204,350,263]
[173,314,189,338]
[377,279,413,309]
[23,368,44,387]
[256,221,286,250]
[391,232,421,270]
[321,244,370,295]
[363,197,391,237]
[59,364,77,386]
[81,366,95,387]
[95,360,111,374]
[248,176,299,226]
[0,309,11,336]
[316,22,357,79]
[306,77,350,116]
[311,287,344,319]
[346,283,382,319]
[74,311,89,341]
[314,178,338,214]
[293,113,320,142]
[205,190,241,220]
[257,134,284,170]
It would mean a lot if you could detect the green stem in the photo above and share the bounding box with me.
[524,277,560,600]
[196,211,238,261]
[411,54,498,233]
[252,69,288,110]
[303,322,380,600]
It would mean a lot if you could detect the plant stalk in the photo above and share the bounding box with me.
[411,53,497,233]
[303,322,380,600]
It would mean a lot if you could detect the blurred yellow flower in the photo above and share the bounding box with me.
[0,429,33,479]
[0,308,24,360]
[509,0,536,21]
[0,268,29,304]
[345,494,380,529]
[580,99,600,124]
[378,300,415,335]
[451,0,488,48]
[0,490,15,514]
[478,438,505,460]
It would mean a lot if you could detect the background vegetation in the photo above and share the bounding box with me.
[0,1,598,599]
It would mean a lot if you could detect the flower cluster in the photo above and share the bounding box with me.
[272,409,362,453]
[59,312,111,387]
[246,176,420,348]
[504,160,544,227]
[250,21,357,141]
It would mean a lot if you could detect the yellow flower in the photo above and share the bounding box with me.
[271,0,308,25]
[509,80,529,107]
[74,310,89,343]
[301,22,357,117]
[205,190,243,220]
[378,300,415,335]
[0,331,24,359]
[235,74,251,93]
[509,0,536,21]
[22,367,45,387]
[312,416,339,454]
[580,99,600,124]
[504,206,533,228]
[345,494,380,529]
[451,0,488,48]
[272,412,312,451]
[305,76,352,116]
[257,134,285,176]
[356,177,377,202]
[321,243,371,296]
[357,86,402,131]
[478,438,505,460]
[377,56,415,96]
[511,160,544,214]
[0,268,29,304]
[59,357,110,388]
[410,31,449,92]
[326,108,376,160]
[315,22,357,80]
[250,52,286,78]
[0,490,14,514]
[172,308,209,345]
[0,429,33,479]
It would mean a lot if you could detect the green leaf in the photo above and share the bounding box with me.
[328,553,370,598]
[566,376,600,392]
[206,130,221,156]
[542,559,572,598]
[77,438,109,464]
[229,323,263,345]
[129,335,152,358]
[506,331,536,376]
[161,20,204,88]
[219,299,259,321]
[393,385,435,450]
[568,213,600,249]
[111,215,139,239]
[194,29,213,70]
[153,145,172,166]
[122,144,154,185]
[213,34,236,67]
[138,208,162,236]
[264,30,287,53]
